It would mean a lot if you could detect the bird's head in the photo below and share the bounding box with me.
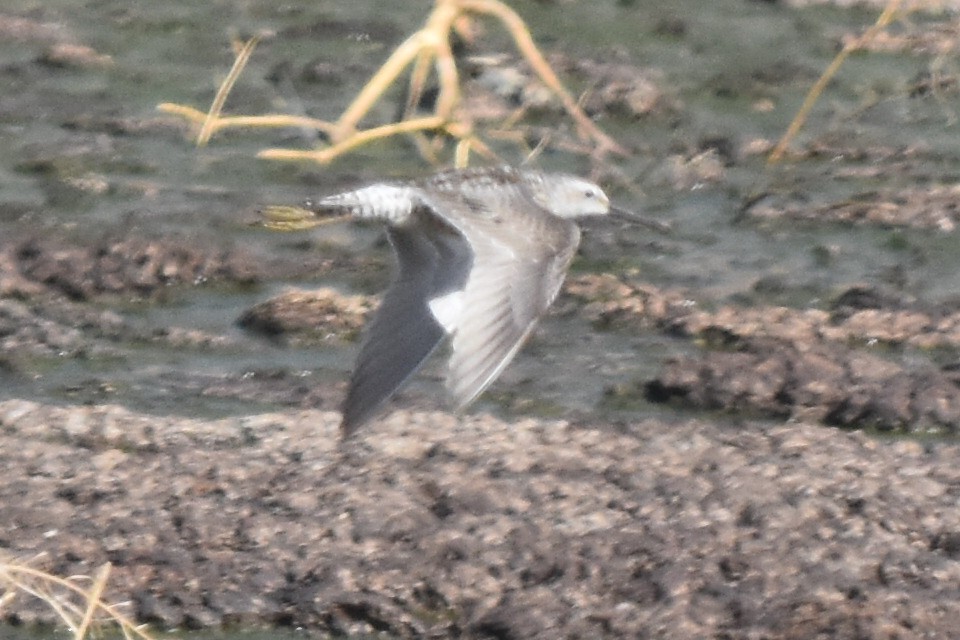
[537,174,611,218]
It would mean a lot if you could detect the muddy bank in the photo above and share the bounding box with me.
[3,0,960,638]
[7,227,960,433]
[3,399,960,638]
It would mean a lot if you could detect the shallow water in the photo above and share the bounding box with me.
[4,0,960,637]
[3,0,960,425]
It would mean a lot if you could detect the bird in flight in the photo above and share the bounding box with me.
[304,166,625,436]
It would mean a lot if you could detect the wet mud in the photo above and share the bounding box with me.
[3,1,960,638]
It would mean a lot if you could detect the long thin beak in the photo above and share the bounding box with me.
[610,206,672,233]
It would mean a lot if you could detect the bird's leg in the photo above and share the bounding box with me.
[259,205,351,231]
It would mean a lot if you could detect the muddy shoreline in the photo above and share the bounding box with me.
[4,400,960,638]
[4,0,960,638]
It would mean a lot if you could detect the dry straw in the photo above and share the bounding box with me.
[0,554,155,640]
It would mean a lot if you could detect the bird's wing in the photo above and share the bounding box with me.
[341,222,472,435]
[415,187,580,410]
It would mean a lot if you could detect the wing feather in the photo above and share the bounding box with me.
[414,185,581,410]
[341,223,470,434]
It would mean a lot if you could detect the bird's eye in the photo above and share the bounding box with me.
[584,190,595,199]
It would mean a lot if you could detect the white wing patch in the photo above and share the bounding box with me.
[427,290,464,334]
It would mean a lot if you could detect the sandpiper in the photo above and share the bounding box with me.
[307,166,625,435]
